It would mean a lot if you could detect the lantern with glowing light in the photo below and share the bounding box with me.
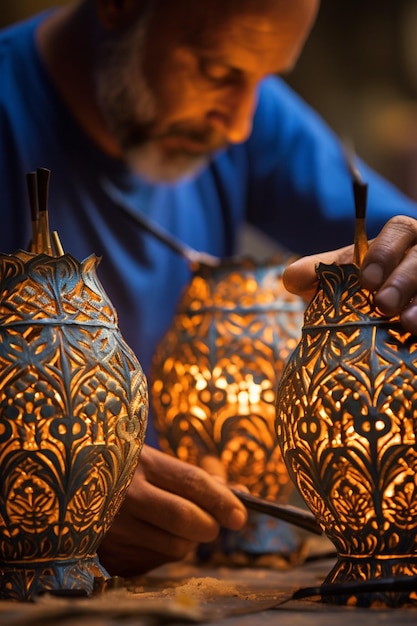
[151,257,304,504]
[0,170,147,600]
[276,261,417,607]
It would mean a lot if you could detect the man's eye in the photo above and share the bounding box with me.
[200,60,234,83]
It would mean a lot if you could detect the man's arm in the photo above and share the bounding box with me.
[243,77,417,256]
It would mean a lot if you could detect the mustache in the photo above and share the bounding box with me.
[122,120,227,152]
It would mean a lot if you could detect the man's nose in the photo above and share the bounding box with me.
[207,83,258,144]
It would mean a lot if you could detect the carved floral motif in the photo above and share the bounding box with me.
[276,263,417,606]
[0,251,147,600]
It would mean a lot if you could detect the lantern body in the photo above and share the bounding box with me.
[0,251,147,600]
[276,263,417,606]
[151,257,304,503]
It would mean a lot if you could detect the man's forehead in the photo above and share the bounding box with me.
[144,0,318,74]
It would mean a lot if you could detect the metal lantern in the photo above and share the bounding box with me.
[276,261,417,607]
[0,169,148,600]
[151,257,304,503]
[0,250,147,600]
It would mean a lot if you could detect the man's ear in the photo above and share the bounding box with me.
[95,0,143,30]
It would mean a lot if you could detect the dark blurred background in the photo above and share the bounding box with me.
[2,0,417,201]
[286,0,417,202]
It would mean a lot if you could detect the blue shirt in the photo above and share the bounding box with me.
[1,11,417,446]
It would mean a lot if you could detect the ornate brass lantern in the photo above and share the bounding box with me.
[276,261,417,606]
[0,170,147,600]
[151,257,304,504]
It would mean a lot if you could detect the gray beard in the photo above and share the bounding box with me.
[93,20,209,183]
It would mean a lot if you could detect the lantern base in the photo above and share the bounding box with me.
[0,555,109,601]
[322,554,417,607]
[197,512,303,566]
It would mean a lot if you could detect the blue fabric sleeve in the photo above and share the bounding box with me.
[244,77,417,255]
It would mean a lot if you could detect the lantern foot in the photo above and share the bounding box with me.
[0,555,109,601]
[197,513,303,566]
[321,554,417,607]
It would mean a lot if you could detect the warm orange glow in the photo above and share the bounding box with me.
[0,250,147,600]
[151,257,304,500]
[276,262,417,607]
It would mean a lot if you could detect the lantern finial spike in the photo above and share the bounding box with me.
[343,140,369,266]
[26,172,39,253]
[36,167,53,255]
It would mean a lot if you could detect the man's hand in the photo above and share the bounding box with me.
[283,215,417,335]
[97,445,247,577]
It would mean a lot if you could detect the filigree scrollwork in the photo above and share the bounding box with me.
[151,257,304,501]
[0,251,148,600]
[276,263,417,607]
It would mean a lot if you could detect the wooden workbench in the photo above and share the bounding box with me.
[2,535,417,626]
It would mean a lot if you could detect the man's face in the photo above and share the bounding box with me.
[94,0,318,183]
